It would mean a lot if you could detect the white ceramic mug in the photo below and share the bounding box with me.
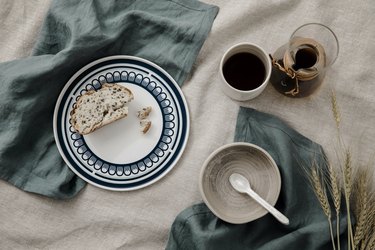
[219,43,272,101]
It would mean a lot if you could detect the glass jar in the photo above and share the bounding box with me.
[270,23,339,97]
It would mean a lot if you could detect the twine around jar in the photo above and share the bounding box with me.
[269,54,300,96]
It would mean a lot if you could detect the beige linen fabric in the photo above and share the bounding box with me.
[1,0,374,249]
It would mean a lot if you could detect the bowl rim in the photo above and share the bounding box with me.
[199,142,281,224]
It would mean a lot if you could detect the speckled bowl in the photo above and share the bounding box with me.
[199,142,281,224]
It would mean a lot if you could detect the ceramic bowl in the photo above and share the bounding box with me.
[199,142,281,224]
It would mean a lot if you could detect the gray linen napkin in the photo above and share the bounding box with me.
[0,0,218,199]
[166,107,348,250]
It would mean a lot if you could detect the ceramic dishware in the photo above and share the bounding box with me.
[199,142,281,224]
[219,43,272,101]
[53,55,189,191]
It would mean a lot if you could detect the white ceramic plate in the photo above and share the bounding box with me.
[53,56,189,191]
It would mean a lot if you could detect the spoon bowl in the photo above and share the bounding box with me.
[229,173,289,225]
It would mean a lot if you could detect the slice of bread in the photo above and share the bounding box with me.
[71,83,134,135]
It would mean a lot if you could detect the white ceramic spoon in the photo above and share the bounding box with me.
[229,173,290,225]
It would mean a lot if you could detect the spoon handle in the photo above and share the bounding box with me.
[246,189,289,225]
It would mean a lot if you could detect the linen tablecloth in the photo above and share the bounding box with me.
[1,0,375,249]
[0,0,218,199]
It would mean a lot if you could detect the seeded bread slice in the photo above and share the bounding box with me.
[71,83,134,135]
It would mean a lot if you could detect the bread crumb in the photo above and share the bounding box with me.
[137,106,152,119]
[140,119,151,134]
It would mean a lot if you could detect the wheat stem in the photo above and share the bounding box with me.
[329,221,336,250]
[335,214,341,250]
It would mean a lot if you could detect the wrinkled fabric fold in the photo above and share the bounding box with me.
[166,107,348,250]
[0,0,219,199]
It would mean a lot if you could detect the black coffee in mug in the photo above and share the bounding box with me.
[223,52,266,91]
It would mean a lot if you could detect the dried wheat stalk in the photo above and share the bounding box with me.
[307,90,375,250]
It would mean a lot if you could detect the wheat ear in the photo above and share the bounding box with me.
[327,163,341,250]
[364,233,375,250]
[311,167,336,250]
[342,150,354,249]
[361,191,375,249]
[353,171,369,249]
[330,89,341,130]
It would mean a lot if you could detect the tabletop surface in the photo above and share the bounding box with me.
[1,0,374,249]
